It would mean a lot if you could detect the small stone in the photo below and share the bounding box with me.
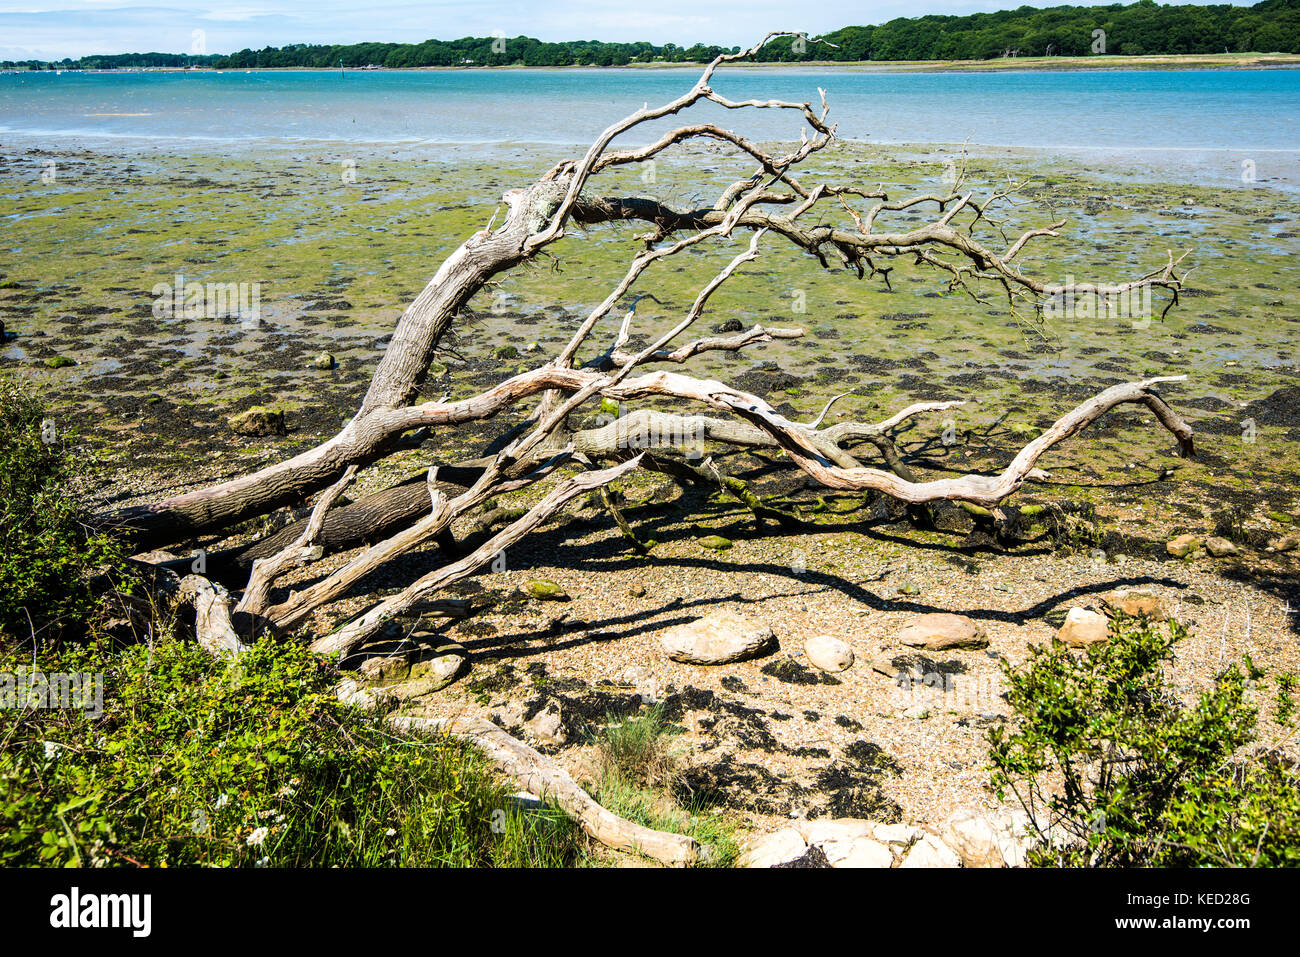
[628,584,646,598]
[899,834,962,868]
[901,703,930,720]
[132,549,179,564]
[524,703,567,746]
[1166,533,1202,558]
[505,791,547,812]
[896,612,988,651]
[227,406,287,436]
[1205,536,1240,558]
[1105,587,1167,618]
[407,649,466,689]
[796,819,876,845]
[869,654,903,678]
[525,579,569,602]
[309,352,336,370]
[43,355,76,369]
[494,345,519,359]
[741,827,808,868]
[1056,607,1110,647]
[873,822,924,845]
[358,653,415,683]
[658,609,777,665]
[804,635,854,673]
[697,534,733,552]
[1268,534,1300,553]
[335,678,378,709]
[357,641,466,698]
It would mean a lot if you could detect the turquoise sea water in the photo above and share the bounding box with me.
[2,67,1297,184]
[3,67,1297,148]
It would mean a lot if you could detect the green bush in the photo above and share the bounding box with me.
[0,375,127,643]
[989,614,1300,866]
[0,633,585,867]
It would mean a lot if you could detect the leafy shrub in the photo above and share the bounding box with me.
[0,634,583,867]
[0,375,127,643]
[989,614,1300,866]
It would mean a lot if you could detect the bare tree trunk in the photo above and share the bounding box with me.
[107,31,1192,656]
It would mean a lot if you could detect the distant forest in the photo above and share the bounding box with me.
[7,0,1299,71]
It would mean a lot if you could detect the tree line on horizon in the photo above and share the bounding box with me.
[5,0,1298,71]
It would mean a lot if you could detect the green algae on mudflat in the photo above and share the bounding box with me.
[1,142,1297,532]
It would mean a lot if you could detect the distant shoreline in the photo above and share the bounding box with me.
[16,52,1300,75]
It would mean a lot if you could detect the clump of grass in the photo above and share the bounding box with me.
[589,705,738,866]
[595,704,679,789]
[595,774,740,868]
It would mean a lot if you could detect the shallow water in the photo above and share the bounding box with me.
[3,67,1299,189]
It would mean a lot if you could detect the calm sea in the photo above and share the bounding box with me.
[2,67,1298,184]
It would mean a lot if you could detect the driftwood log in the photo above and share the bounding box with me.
[96,34,1196,863]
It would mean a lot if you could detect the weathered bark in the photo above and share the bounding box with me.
[201,465,488,582]
[177,575,249,658]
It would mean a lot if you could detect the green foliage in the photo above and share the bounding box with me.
[1277,672,1298,726]
[0,375,128,643]
[816,1,1300,60]
[989,615,1300,866]
[0,634,584,867]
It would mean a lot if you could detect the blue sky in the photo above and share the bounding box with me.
[0,0,1224,60]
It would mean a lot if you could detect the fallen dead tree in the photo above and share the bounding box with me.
[95,34,1197,863]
